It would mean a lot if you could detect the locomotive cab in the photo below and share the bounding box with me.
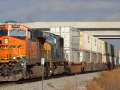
[44,33,64,61]
[44,34,67,75]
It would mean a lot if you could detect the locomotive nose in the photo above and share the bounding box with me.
[0,40,2,44]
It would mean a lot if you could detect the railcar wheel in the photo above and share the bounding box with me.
[81,67,84,72]
[46,67,52,77]
[82,67,84,72]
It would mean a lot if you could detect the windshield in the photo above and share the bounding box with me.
[0,30,7,36]
[46,38,53,44]
[9,30,26,36]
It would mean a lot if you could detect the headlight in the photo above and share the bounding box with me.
[21,63,24,66]
[4,38,8,44]
[13,56,16,60]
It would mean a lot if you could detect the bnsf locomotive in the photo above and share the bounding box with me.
[0,23,68,81]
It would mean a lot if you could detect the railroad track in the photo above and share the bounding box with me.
[0,70,103,88]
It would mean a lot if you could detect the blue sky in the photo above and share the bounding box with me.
[1,0,120,48]
[0,0,120,23]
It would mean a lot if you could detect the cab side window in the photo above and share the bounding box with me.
[28,31,31,39]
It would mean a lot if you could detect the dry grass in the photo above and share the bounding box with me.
[63,81,73,90]
[87,68,120,90]
[87,81,102,90]
[47,81,74,90]
[48,69,120,90]
[63,81,85,90]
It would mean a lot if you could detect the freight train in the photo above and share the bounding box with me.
[50,27,119,72]
[0,23,119,81]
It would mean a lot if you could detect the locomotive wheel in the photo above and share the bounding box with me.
[46,67,52,77]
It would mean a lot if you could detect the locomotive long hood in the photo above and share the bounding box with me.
[32,30,50,39]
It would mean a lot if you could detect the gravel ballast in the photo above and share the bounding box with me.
[0,72,100,90]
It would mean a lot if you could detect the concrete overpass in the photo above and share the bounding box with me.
[22,22,120,38]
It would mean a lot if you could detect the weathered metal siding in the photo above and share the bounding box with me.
[97,39,102,53]
[90,53,97,62]
[50,27,61,35]
[111,45,114,57]
[107,43,111,56]
[80,31,91,51]
[64,49,80,63]
[116,47,119,58]
[61,27,80,50]
[97,53,102,62]
[91,36,97,53]
[113,46,119,58]
[71,37,80,50]
[114,57,116,65]
[50,26,80,50]
[102,54,107,63]
[102,41,106,55]
[110,56,113,63]
[80,51,90,62]
[114,46,117,57]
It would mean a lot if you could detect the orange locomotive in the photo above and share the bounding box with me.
[0,23,68,81]
[0,24,27,61]
[0,24,31,81]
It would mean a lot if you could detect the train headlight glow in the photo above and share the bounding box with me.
[21,63,24,66]
[4,38,8,44]
[13,56,16,60]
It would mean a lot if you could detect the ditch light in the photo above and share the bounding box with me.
[4,38,8,44]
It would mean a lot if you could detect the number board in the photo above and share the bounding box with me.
[12,25,20,28]
[0,25,5,28]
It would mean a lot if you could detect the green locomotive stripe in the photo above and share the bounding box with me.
[0,45,24,48]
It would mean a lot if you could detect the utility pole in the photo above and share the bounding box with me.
[76,74,77,90]
[41,58,45,90]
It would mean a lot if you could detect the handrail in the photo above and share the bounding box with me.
[11,48,12,60]
[0,48,22,61]
[38,50,53,67]
[0,48,1,61]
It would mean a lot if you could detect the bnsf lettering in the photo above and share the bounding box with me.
[0,45,24,48]
[9,45,17,48]
[0,45,9,48]
[17,45,24,48]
